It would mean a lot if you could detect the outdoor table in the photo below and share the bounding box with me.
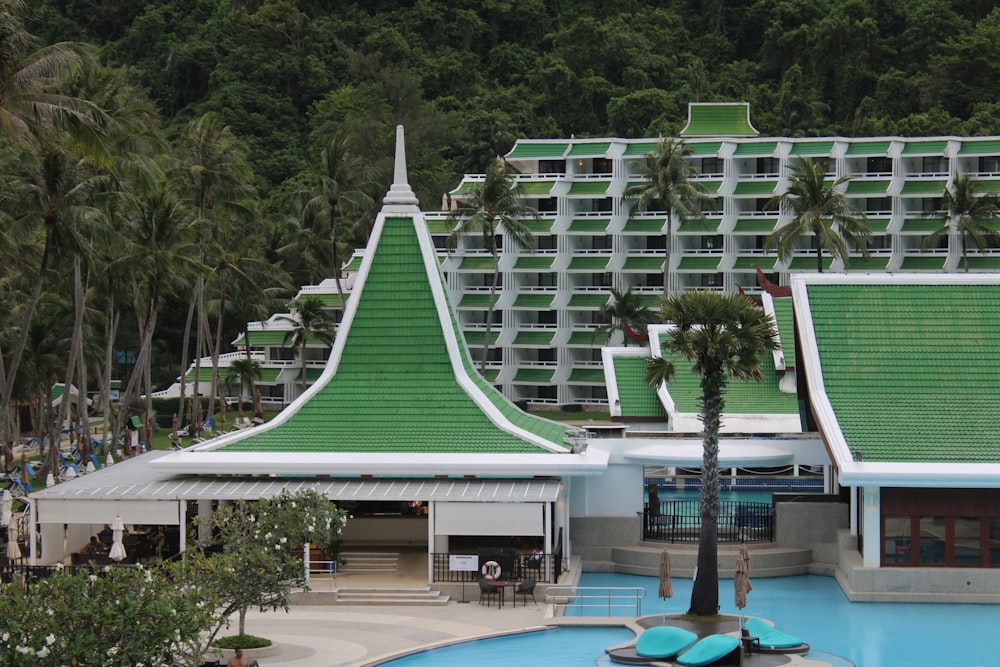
[488,580,518,608]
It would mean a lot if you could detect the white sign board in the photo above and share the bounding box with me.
[449,554,479,572]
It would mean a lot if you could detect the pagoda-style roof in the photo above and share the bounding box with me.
[154,127,607,477]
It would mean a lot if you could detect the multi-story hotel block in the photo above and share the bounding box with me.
[165,103,1000,410]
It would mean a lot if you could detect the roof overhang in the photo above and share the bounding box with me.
[621,438,799,467]
[839,461,1000,488]
[149,448,609,477]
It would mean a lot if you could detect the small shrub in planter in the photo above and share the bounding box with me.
[213,634,272,650]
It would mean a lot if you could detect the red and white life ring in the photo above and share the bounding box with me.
[481,560,501,580]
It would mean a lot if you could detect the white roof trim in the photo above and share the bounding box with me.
[623,440,795,467]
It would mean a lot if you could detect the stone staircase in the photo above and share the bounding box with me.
[334,587,450,606]
[338,551,400,574]
[292,550,451,606]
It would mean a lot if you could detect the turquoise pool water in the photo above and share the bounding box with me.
[379,573,1000,666]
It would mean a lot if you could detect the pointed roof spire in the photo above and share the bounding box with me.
[382,125,419,209]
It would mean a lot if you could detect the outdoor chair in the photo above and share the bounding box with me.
[478,578,499,606]
[515,578,536,605]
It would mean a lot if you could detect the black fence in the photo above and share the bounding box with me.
[644,500,774,543]
[431,550,562,584]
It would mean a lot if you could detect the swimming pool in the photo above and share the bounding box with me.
[378,573,1000,667]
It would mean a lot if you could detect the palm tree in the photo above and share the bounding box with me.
[594,287,656,346]
[644,292,778,616]
[224,358,261,423]
[765,157,871,272]
[277,296,336,395]
[623,138,710,295]
[923,174,999,272]
[298,134,374,307]
[448,157,538,373]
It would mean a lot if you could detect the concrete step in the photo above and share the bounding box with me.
[334,587,450,606]
[339,551,399,573]
[577,543,813,579]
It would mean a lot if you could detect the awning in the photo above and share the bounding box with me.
[624,441,795,467]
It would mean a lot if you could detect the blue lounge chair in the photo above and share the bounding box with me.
[676,634,741,666]
[744,618,807,652]
[635,626,698,658]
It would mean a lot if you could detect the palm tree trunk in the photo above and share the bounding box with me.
[689,382,724,616]
[480,248,500,375]
[178,293,196,433]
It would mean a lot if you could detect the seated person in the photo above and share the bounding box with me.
[98,525,113,543]
[82,536,102,553]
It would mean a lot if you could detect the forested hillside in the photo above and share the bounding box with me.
[25,0,1000,201]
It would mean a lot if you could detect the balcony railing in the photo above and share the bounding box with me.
[431,551,562,584]
[644,500,774,543]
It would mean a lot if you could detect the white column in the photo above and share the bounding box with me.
[427,501,435,584]
[178,501,186,557]
[544,501,553,582]
[861,486,881,568]
[849,486,858,536]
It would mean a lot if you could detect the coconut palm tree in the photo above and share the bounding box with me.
[923,174,999,272]
[277,296,336,395]
[448,157,538,373]
[298,134,374,307]
[594,287,657,346]
[224,358,261,423]
[765,157,871,272]
[623,138,711,294]
[644,292,778,617]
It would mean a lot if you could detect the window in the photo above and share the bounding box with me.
[884,516,911,564]
[918,516,946,565]
[535,235,556,251]
[591,235,612,250]
[702,235,723,250]
[701,157,723,175]
[538,348,556,363]
[538,310,557,325]
[538,159,564,174]
[592,158,612,174]
[868,235,891,251]
[755,198,771,213]
[921,156,947,174]
[756,157,779,175]
[867,157,892,174]
[954,517,982,566]
[979,156,1000,174]
[536,198,557,212]
[700,273,723,287]
[592,198,613,213]
[866,197,891,214]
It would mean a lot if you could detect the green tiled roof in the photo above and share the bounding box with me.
[901,140,949,155]
[788,256,834,270]
[733,256,775,270]
[899,255,946,270]
[687,142,723,156]
[665,347,796,415]
[513,256,555,270]
[681,103,758,137]
[900,180,946,196]
[567,330,600,346]
[464,330,500,346]
[522,219,554,233]
[732,219,777,233]
[567,256,610,271]
[517,180,556,196]
[866,218,890,232]
[507,142,568,159]
[567,142,611,157]
[847,254,891,271]
[693,180,722,194]
[677,255,721,271]
[512,293,555,309]
[973,179,1000,195]
[900,218,943,233]
[959,140,1000,154]
[567,180,611,195]
[790,141,835,156]
[568,293,611,308]
[612,356,665,419]
[623,256,665,271]
[623,141,658,157]
[805,283,1000,462]
[733,180,777,196]
[567,218,610,232]
[342,256,363,271]
[258,368,282,383]
[568,368,606,384]
[676,218,720,232]
[846,141,891,155]
[426,219,452,233]
[451,179,478,195]
[293,292,345,308]
[622,219,666,233]
[733,141,778,156]
[513,331,555,346]
[640,294,662,308]
[964,255,1000,269]
[458,293,494,308]
[845,179,890,195]
[513,368,555,384]
[240,330,293,347]
[220,216,570,454]
[770,298,796,368]
[459,256,496,270]
[184,366,216,382]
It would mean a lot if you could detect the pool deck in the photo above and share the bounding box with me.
[230,566,842,667]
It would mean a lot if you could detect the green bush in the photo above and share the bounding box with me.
[212,634,272,649]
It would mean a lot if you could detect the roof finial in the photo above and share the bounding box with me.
[383,125,419,208]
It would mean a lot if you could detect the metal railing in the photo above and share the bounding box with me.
[545,586,646,616]
[644,500,774,543]
[431,552,561,584]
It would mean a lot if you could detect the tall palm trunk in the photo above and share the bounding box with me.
[690,372,724,616]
